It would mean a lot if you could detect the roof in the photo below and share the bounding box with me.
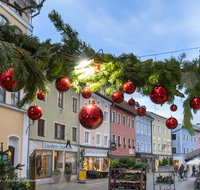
[146,111,168,120]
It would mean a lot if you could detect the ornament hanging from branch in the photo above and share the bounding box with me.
[81,88,91,99]
[128,98,135,106]
[79,99,103,130]
[123,81,135,94]
[150,86,168,104]
[170,104,177,112]
[37,92,45,100]
[27,105,42,120]
[166,117,178,129]
[190,97,200,109]
[94,65,101,71]
[55,77,70,92]
[112,91,124,103]
[137,107,146,117]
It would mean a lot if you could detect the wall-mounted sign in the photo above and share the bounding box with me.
[84,149,108,157]
[43,142,78,151]
[110,142,116,150]
[129,149,134,155]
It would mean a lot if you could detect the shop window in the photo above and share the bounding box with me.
[58,91,63,108]
[36,150,52,178]
[72,127,77,141]
[54,123,65,140]
[0,87,5,102]
[132,119,134,129]
[38,119,45,137]
[11,91,20,106]
[112,111,116,122]
[72,97,77,113]
[65,152,77,174]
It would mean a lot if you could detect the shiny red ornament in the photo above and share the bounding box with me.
[55,77,70,92]
[37,92,45,100]
[27,105,42,120]
[128,98,135,106]
[123,81,135,94]
[112,91,124,103]
[0,68,22,92]
[166,117,178,129]
[150,86,168,104]
[79,99,103,130]
[137,107,146,117]
[94,65,101,71]
[190,97,200,109]
[82,88,91,99]
[170,104,177,112]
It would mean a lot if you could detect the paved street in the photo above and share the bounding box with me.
[36,173,196,190]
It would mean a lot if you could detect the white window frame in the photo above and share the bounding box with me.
[128,117,131,128]
[141,124,143,134]
[145,142,147,152]
[104,134,109,147]
[104,103,108,109]
[158,143,161,151]
[186,134,189,142]
[168,144,170,153]
[118,135,121,145]
[183,147,186,154]
[144,125,147,135]
[97,99,101,107]
[123,115,126,126]
[163,126,166,135]
[149,143,151,152]
[112,111,116,123]
[117,113,121,124]
[153,124,156,133]
[123,136,126,145]
[137,123,140,132]
[132,119,135,129]
[167,128,170,136]
[144,118,147,123]
[96,133,101,146]
[148,126,151,136]
[153,142,156,151]
[158,125,161,134]
[157,119,160,123]
[141,141,144,151]
[128,138,131,147]
[84,130,91,145]
[132,139,135,146]
[103,110,109,124]
[187,147,189,154]
[113,134,116,143]
[137,116,139,120]
[191,148,193,152]
[137,141,140,151]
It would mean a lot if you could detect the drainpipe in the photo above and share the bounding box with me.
[110,102,113,156]
[27,117,30,179]
[78,93,81,179]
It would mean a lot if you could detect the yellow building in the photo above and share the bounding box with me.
[0,0,33,177]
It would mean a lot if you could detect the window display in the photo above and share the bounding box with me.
[83,157,109,171]
[36,150,52,178]
[65,152,77,174]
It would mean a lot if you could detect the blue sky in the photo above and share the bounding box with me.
[32,0,200,125]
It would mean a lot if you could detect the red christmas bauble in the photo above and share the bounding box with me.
[79,99,103,130]
[94,65,101,71]
[128,98,135,106]
[170,104,177,112]
[27,105,42,120]
[150,86,168,104]
[123,82,135,94]
[37,92,45,100]
[82,88,91,99]
[0,68,22,92]
[190,97,200,109]
[112,91,124,103]
[166,117,178,129]
[55,77,70,92]
[137,107,146,117]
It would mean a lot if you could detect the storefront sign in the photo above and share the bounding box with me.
[43,142,77,151]
[129,149,135,154]
[84,149,108,157]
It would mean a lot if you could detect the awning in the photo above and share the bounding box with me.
[185,148,200,161]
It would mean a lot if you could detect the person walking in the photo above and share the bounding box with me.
[174,165,178,176]
[192,165,196,177]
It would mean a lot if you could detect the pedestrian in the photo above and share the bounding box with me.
[192,165,196,177]
[178,164,184,178]
[174,165,178,176]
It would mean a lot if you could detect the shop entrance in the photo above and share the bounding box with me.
[54,151,63,170]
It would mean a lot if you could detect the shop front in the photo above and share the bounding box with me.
[29,140,78,184]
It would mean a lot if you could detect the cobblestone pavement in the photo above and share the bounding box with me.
[36,173,196,190]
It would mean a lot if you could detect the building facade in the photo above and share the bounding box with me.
[80,92,112,173]
[111,101,136,159]
[29,82,80,184]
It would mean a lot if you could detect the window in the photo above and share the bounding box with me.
[97,99,101,106]
[38,119,45,137]
[54,123,65,140]
[137,123,140,132]
[128,117,131,128]
[157,119,160,123]
[194,136,196,143]
[158,143,161,151]
[117,113,121,124]
[167,128,170,135]
[153,124,156,133]
[183,134,185,141]
[172,147,176,154]
[144,125,147,135]
[141,117,143,122]
[183,147,186,154]
[191,148,193,152]
[148,120,151,125]
[104,103,108,109]
[112,111,116,122]
[0,87,5,103]
[14,2,23,16]
[128,138,131,146]
[0,14,9,26]
[72,127,77,141]
[186,135,189,141]
[104,111,109,123]
[123,137,126,145]
[96,133,101,146]
[144,118,147,123]
[137,116,139,120]
[141,142,144,151]
[65,152,77,174]
[191,136,193,142]
[172,134,176,140]
[145,142,147,151]
[153,143,156,151]
[72,97,77,113]
[11,91,20,106]
[141,124,143,134]
[104,135,108,147]
[123,115,126,126]
[158,125,161,134]
[84,131,90,144]
[137,141,140,151]
[149,143,151,152]
[58,91,63,108]
[118,136,121,145]
[163,127,166,135]
[132,139,135,146]
[113,134,116,143]
[84,101,88,106]
[187,147,189,154]
[132,119,134,128]
[168,145,170,153]
[148,127,151,136]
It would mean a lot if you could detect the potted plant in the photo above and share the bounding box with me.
[64,168,72,182]
[118,143,121,147]
[124,145,126,148]
[128,145,131,148]
[52,169,61,183]
[132,146,135,149]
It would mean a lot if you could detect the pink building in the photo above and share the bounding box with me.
[111,101,137,158]
[80,92,113,172]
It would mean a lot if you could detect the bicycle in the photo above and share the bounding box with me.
[178,170,187,181]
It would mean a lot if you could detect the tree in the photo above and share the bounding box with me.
[0,10,199,135]
[0,0,46,18]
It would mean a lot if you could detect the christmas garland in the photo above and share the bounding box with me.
[0,10,199,135]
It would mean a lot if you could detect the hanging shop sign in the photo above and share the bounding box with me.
[84,149,108,157]
[110,142,116,150]
[43,142,78,151]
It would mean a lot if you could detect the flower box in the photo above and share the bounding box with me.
[158,165,174,172]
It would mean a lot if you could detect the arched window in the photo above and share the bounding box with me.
[0,14,9,25]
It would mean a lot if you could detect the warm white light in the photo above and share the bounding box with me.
[75,60,92,69]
